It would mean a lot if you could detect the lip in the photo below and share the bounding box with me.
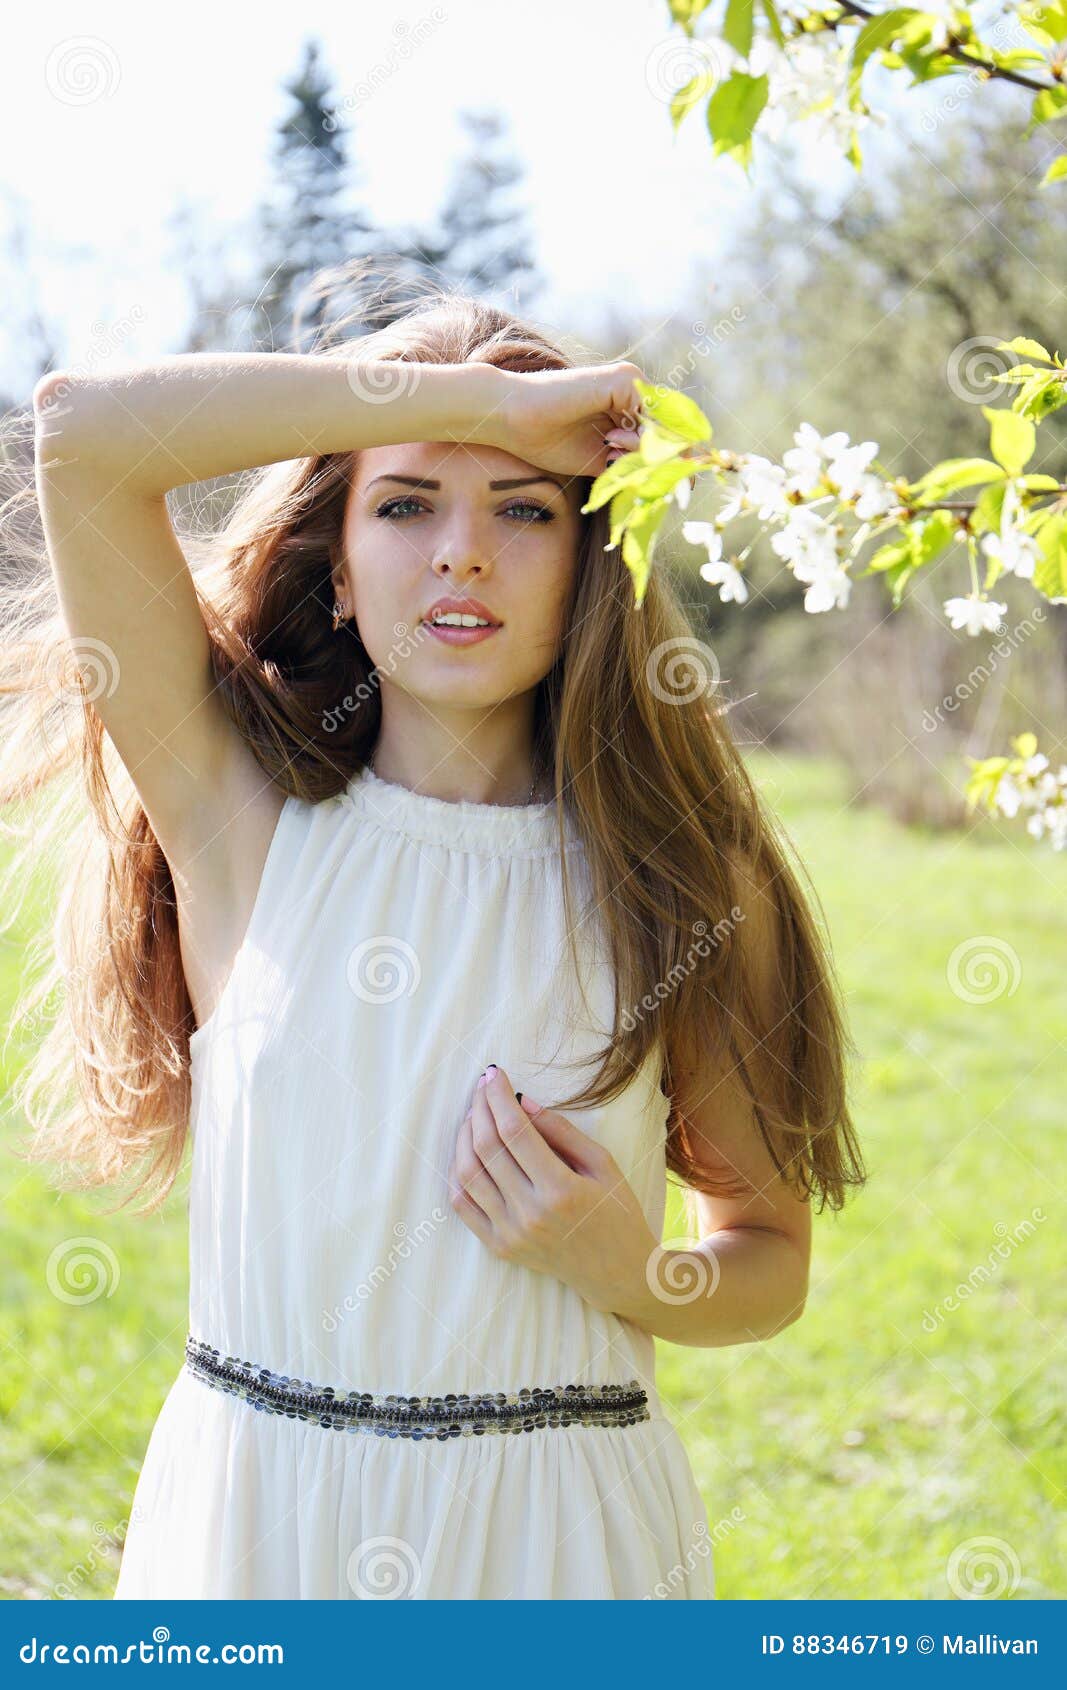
[419,597,503,646]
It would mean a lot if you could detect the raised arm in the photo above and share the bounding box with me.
[31,352,509,1031]
[33,354,507,495]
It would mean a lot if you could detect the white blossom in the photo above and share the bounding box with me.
[854,473,901,522]
[994,773,1022,817]
[979,482,1040,579]
[717,454,791,522]
[825,440,880,500]
[700,556,749,603]
[770,504,840,572]
[783,423,852,496]
[943,594,1008,635]
[801,568,852,613]
[682,520,722,560]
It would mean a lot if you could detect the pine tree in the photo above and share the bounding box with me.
[397,109,541,308]
[255,38,376,350]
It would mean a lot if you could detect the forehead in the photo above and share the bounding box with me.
[349,440,587,507]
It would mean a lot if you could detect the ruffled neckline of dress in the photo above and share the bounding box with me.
[340,763,581,858]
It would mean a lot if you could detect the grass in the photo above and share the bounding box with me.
[1,751,1064,1599]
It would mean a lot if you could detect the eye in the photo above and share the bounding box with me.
[372,495,556,523]
[374,495,425,520]
[502,500,555,523]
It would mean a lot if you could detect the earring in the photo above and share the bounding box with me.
[332,601,347,631]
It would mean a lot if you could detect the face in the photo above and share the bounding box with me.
[336,440,586,708]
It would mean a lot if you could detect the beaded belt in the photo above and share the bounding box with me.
[185,1336,649,1440]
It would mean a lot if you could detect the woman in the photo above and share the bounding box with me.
[9,264,865,1599]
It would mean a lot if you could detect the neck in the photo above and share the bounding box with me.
[368,742,545,808]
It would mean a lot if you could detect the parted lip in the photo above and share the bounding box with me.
[421,596,502,626]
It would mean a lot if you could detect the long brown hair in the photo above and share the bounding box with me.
[0,259,866,1220]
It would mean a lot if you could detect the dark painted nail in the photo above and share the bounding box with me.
[515,1092,523,1105]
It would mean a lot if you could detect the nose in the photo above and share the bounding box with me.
[430,516,492,583]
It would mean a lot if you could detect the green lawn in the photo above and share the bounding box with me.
[2,752,1063,1599]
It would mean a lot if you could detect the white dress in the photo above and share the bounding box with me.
[114,765,716,1600]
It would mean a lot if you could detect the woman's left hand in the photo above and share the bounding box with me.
[446,1064,659,1317]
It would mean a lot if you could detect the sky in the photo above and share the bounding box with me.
[0,0,952,399]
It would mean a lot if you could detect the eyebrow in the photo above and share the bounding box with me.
[364,472,569,494]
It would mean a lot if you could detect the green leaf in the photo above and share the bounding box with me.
[908,457,1004,501]
[1019,0,1067,43]
[1009,373,1067,422]
[885,556,920,608]
[983,406,1036,475]
[964,755,1012,814]
[1012,731,1039,759]
[994,336,1052,362]
[633,378,712,444]
[722,0,755,58]
[910,508,956,567]
[988,47,1051,70]
[848,9,915,100]
[606,484,640,550]
[670,70,718,130]
[582,452,651,514]
[706,71,769,170]
[668,0,715,31]
[760,0,786,49]
[620,497,670,607]
[861,536,912,575]
[1033,510,1067,600]
[1042,153,1067,186]
[633,457,702,499]
[971,480,1007,537]
[1030,85,1067,128]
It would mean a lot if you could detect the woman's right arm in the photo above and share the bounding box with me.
[31,354,508,1029]
[31,355,507,851]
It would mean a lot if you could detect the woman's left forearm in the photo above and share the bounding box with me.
[606,1226,810,1348]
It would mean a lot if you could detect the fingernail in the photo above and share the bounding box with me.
[485,1064,498,1079]
[515,1092,523,1104]
[476,1073,487,1089]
